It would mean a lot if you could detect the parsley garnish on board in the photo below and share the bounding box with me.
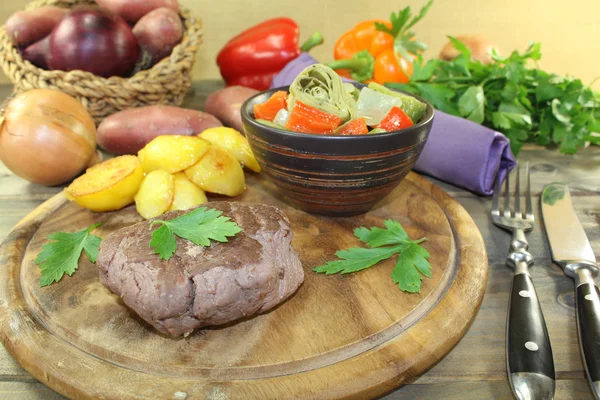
[313,220,431,293]
[387,39,600,155]
[35,223,103,287]
[150,207,242,260]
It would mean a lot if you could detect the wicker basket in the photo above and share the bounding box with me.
[0,0,203,124]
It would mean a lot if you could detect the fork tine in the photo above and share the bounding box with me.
[491,171,502,216]
[503,163,512,218]
[525,162,533,220]
[514,163,522,218]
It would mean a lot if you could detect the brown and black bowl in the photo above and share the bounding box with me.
[240,84,435,217]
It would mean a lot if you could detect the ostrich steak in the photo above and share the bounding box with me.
[97,202,304,337]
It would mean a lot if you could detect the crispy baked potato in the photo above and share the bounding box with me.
[184,145,245,197]
[134,170,174,219]
[64,155,144,212]
[198,127,261,173]
[138,135,210,173]
[169,172,208,211]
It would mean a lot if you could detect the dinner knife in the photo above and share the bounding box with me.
[540,183,600,400]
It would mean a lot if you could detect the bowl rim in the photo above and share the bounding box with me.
[240,84,435,141]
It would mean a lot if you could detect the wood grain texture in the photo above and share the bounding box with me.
[0,172,487,400]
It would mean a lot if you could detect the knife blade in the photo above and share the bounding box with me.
[541,183,600,400]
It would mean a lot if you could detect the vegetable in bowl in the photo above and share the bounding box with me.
[253,64,427,135]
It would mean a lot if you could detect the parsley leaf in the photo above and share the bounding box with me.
[313,220,430,293]
[150,207,242,260]
[35,223,103,287]
[385,40,600,155]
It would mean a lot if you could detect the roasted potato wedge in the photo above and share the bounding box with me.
[169,172,208,211]
[198,127,261,173]
[138,135,210,173]
[134,170,174,219]
[64,155,143,212]
[185,145,245,197]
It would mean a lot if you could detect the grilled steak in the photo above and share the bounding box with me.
[97,202,304,337]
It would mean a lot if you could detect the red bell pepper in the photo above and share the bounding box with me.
[216,18,323,91]
[285,101,343,134]
[376,106,414,131]
[253,90,288,121]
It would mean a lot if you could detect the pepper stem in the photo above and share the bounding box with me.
[300,32,324,53]
[326,50,375,82]
[327,58,369,71]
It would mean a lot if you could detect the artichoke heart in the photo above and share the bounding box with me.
[288,64,357,121]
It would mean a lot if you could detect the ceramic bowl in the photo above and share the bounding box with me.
[240,85,435,216]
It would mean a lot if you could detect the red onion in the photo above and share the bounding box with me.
[48,8,139,77]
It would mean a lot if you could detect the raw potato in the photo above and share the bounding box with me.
[65,155,143,212]
[169,172,208,211]
[5,6,66,47]
[133,7,182,65]
[204,86,259,133]
[134,170,174,219]
[94,0,179,22]
[138,135,210,173]
[185,146,245,197]
[199,127,261,173]
[96,105,223,155]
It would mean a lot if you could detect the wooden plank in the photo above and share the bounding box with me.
[381,379,595,399]
[0,382,65,400]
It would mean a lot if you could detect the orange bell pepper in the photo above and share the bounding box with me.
[329,0,433,84]
[285,101,343,134]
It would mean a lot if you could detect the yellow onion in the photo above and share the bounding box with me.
[439,35,498,65]
[0,89,97,186]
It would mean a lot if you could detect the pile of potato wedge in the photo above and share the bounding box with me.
[64,127,261,219]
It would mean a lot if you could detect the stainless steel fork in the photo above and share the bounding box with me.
[491,162,555,400]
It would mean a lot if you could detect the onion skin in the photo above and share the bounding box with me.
[21,35,50,69]
[0,89,97,186]
[48,8,139,78]
[439,35,497,64]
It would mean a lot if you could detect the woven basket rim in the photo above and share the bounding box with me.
[0,0,203,87]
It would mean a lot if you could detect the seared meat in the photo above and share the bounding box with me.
[97,202,304,337]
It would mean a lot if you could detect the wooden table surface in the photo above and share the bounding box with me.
[0,81,599,400]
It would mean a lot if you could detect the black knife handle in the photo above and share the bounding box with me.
[575,281,600,398]
[508,272,555,380]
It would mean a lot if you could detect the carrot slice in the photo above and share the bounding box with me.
[376,106,414,131]
[285,101,343,134]
[253,91,288,121]
[335,117,368,135]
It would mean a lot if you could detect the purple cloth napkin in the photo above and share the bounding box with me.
[270,53,516,196]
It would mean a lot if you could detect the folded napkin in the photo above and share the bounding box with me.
[270,53,516,196]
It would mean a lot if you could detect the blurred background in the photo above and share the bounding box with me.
[1,0,598,88]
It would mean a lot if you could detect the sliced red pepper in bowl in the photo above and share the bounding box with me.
[335,117,369,135]
[376,106,414,131]
[253,91,288,121]
[285,101,343,134]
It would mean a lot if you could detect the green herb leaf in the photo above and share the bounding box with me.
[392,243,431,292]
[313,246,404,275]
[150,207,242,260]
[458,86,485,123]
[35,223,103,287]
[313,220,430,293]
[401,39,599,155]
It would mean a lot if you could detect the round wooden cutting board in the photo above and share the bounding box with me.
[0,172,487,400]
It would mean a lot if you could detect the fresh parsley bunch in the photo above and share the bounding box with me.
[387,38,600,155]
[314,220,431,293]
